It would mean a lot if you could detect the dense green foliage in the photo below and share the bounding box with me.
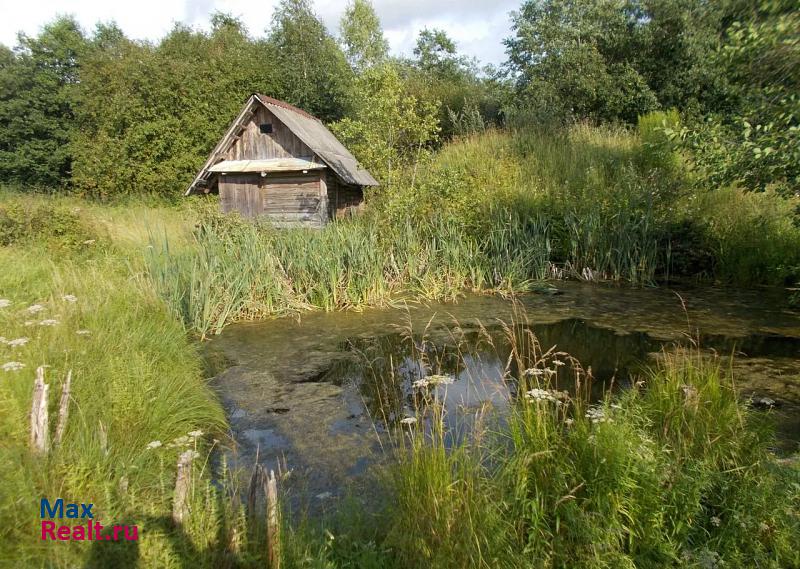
[0,19,85,188]
[506,0,800,197]
[1,0,796,202]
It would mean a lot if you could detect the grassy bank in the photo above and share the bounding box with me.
[282,320,800,569]
[145,122,800,337]
[0,195,231,566]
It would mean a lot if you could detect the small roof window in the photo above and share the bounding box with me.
[259,123,273,134]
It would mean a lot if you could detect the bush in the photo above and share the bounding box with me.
[637,109,682,173]
[694,187,800,284]
[0,196,101,251]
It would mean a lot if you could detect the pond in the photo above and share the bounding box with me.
[205,282,800,506]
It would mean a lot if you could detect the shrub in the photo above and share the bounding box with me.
[694,187,800,284]
[0,196,101,251]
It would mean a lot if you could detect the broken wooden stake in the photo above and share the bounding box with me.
[247,462,261,519]
[54,369,72,447]
[265,468,280,569]
[30,366,49,454]
[173,450,195,525]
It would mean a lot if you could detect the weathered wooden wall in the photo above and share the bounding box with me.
[219,171,326,227]
[325,171,364,219]
[214,104,365,227]
[224,106,318,163]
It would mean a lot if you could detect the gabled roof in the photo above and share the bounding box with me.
[185,95,378,196]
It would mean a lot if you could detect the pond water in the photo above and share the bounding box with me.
[205,282,800,505]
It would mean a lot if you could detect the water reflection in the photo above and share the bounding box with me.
[206,283,800,503]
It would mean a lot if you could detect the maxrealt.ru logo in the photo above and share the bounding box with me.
[40,498,138,541]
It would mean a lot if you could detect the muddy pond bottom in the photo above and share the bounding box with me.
[205,282,800,506]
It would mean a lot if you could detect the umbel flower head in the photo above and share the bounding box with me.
[412,374,455,389]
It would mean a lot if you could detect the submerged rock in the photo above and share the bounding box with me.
[750,396,781,410]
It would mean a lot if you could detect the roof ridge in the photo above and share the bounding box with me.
[255,94,321,122]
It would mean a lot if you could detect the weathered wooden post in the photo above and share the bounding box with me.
[30,366,49,453]
[247,462,262,519]
[98,420,108,456]
[265,469,280,569]
[54,370,72,447]
[173,450,194,525]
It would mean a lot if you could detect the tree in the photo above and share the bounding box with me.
[72,16,282,199]
[340,0,388,71]
[0,17,87,188]
[681,3,800,197]
[505,0,659,124]
[413,28,463,78]
[408,28,501,138]
[331,63,440,185]
[268,0,351,122]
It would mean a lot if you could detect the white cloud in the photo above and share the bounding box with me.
[0,0,517,65]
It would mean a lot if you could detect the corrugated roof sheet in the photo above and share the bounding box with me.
[209,158,325,173]
[256,94,380,187]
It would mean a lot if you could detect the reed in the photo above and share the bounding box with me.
[285,311,799,568]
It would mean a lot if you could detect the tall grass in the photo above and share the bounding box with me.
[145,212,557,337]
[0,202,227,566]
[285,311,800,568]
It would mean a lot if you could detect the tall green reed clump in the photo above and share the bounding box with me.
[145,211,555,337]
[511,123,674,283]
[341,311,799,569]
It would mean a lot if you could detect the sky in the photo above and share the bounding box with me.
[0,0,520,66]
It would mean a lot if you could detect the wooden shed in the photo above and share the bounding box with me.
[185,94,378,227]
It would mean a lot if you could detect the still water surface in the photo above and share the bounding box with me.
[205,282,800,502]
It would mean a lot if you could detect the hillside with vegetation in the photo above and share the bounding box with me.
[0,0,799,567]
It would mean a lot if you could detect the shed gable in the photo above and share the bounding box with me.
[224,106,316,163]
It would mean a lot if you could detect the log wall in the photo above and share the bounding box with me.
[219,171,326,227]
[325,171,364,220]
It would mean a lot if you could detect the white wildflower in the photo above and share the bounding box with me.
[0,299,11,308]
[426,374,454,386]
[83,239,96,245]
[188,430,204,438]
[39,319,59,326]
[412,378,429,389]
[2,361,25,372]
[0,337,6,344]
[523,368,545,377]
[400,417,417,425]
[585,406,612,424]
[564,418,574,426]
[26,304,45,314]
[524,388,569,403]
[24,321,35,327]
[552,359,565,367]
[146,440,163,450]
[525,388,556,402]
[710,516,721,527]
[61,294,78,303]
[7,337,29,348]
[76,329,91,335]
